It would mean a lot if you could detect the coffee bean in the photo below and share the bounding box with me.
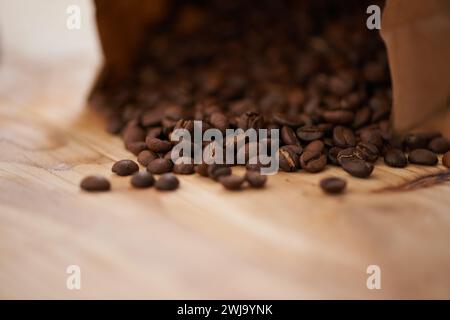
[245,171,268,188]
[147,127,163,139]
[408,149,438,166]
[219,175,246,190]
[337,147,359,165]
[359,129,383,150]
[322,110,354,125]
[123,124,146,144]
[352,106,371,129]
[328,146,343,165]
[146,137,172,153]
[141,108,164,127]
[155,174,179,191]
[112,160,139,176]
[209,112,229,132]
[195,163,210,177]
[283,144,303,156]
[80,175,111,192]
[383,148,407,168]
[300,151,327,173]
[131,171,155,188]
[428,137,450,154]
[355,142,379,163]
[237,111,264,130]
[137,150,158,167]
[341,159,374,178]
[173,158,195,175]
[273,112,305,127]
[328,73,354,96]
[333,126,356,148]
[281,126,300,146]
[125,141,147,156]
[320,177,347,194]
[405,133,440,150]
[279,146,299,172]
[443,151,450,168]
[207,164,232,180]
[147,158,174,174]
[296,125,324,142]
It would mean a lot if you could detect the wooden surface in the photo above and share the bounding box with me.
[1,56,450,300]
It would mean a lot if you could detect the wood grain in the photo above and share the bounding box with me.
[1,58,450,299]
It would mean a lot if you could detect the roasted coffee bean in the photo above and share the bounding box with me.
[281,126,300,146]
[272,112,305,128]
[146,137,172,153]
[408,149,438,166]
[428,137,450,154]
[296,125,324,142]
[137,150,158,167]
[141,108,164,127]
[384,148,407,168]
[219,175,246,190]
[207,164,232,181]
[155,174,179,191]
[209,112,229,132]
[320,177,347,194]
[359,129,383,150]
[147,127,163,139]
[284,144,303,156]
[147,158,174,174]
[337,147,359,165]
[443,151,450,168]
[279,146,300,172]
[112,160,139,176]
[300,151,327,173]
[194,163,210,177]
[328,147,343,165]
[237,111,264,130]
[173,158,195,175]
[131,171,155,188]
[122,124,146,144]
[333,126,356,148]
[352,106,371,129]
[355,142,379,163]
[322,110,354,125]
[80,175,111,192]
[125,141,147,156]
[405,133,440,150]
[245,171,268,188]
[341,159,374,178]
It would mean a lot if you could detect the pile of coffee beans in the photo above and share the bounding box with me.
[83,0,449,194]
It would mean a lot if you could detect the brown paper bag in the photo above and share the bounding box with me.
[92,0,450,136]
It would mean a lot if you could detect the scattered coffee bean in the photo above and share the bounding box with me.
[320,177,347,194]
[279,146,299,172]
[80,175,111,192]
[112,160,139,176]
[173,158,195,175]
[147,158,174,174]
[408,149,438,166]
[341,159,374,178]
[443,151,450,168]
[137,150,158,167]
[428,137,450,154]
[131,171,155,188]
[219,175,246,190]
[208,164,232,181]
[384,148,407,168]
[245,171,268,188]
[146,137,172,153]
[155,174,179,191]
[195,163,210,177]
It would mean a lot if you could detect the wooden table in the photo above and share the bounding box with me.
[1,52,450,299]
